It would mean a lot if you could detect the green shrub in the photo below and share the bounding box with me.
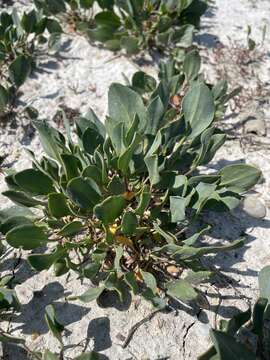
[199,265,270,360]
[0,58,261,309]
[0,8,62,116]
[34,0,207,56]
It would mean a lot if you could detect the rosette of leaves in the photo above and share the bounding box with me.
[0,60,261,310]
[0,8,62,116]
[87,0,207,55]
[199,265,270,360]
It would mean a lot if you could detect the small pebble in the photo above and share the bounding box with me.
[242,196,267,219]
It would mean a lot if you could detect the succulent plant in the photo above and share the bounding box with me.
[87,0,207,55]
[33,0,207,56]
[0,57,261,309]
[0,8,62,116]
[199,265,270,360]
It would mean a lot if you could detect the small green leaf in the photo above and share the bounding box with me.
[14,169,54,195]
[141,271,157,292]
[145,155,160,186]
[0,85,9,110]
[58,221,84,237]
[219,164,261,193]
[70,286,105,303]
[183,50,201,81]
[43,350,59,360]
[166,279,198,304]
[45,304,64,345]
[108,83,147,128]
[120,36,140,55]
[94,195,126,225]
[6,224,48,250]
[75,352,101,360]
[46,19,62,33]
[21,10,37,33]
[121,211,137,235]
[2,190,44,207]
[48,193,71,218]
[0,216,32,235]
[28,247,65,271]
[259,265,270,301]
[210,330,256,360]
[9,55,31,87]
[170,196,186,222]
[183,82,215,139]
[67,177,101,209]
[135,186,151,216]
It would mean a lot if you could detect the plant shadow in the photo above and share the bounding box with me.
[11,282,90,336]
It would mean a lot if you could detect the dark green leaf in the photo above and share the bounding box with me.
[94,195,126,225]
[6,224,48,250]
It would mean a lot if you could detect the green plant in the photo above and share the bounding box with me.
[0,57,261,310]
[34,0,207,56]
[87,0,207,55]
[0,8,62,117]
[199,265,270,360]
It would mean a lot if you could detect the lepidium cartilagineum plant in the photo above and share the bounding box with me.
[0,8,62,118]
[0,57,261,309]
[34,0,207,56]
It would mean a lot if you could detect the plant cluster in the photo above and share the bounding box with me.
[0,8,62,117]
[34,0,207,56]
[0,57,261,310]
[199,265,270,360]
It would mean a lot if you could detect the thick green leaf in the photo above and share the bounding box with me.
[9,55,31,87]
[48,193,71,218]
[118,133,141,174]
[75,352,101,360]
[2,190,45,207]
[45,304,64,345]
[67,177,101,209]
[70,286,105,303]
[141,271,157,292]
[46,19,62,33]
[82,127,104,154]
[94,195,126,225]
[0,85,9,109]
[145,96,165,135]
[95,10,121,29]
[58,221,84,237]
[183,82,215,139]
[21,10,37,33]
[135,186,151,216]
[210,330,256,360]
[108,83,147,128]
[219,164,261,193]
[43,350,59,360]
[166,279,198,304]
[120,36,140,55]
[259,265,270,301]
[107,175,125,195]
[145,155,160,186]
[33,120,62,162]
[14,169,54,195]
[183,50,201,81]
[6,224,48,250]
[170,196,186,222]
[28,247,65,271]
[121,211,137,235]
[0,216,32,235]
